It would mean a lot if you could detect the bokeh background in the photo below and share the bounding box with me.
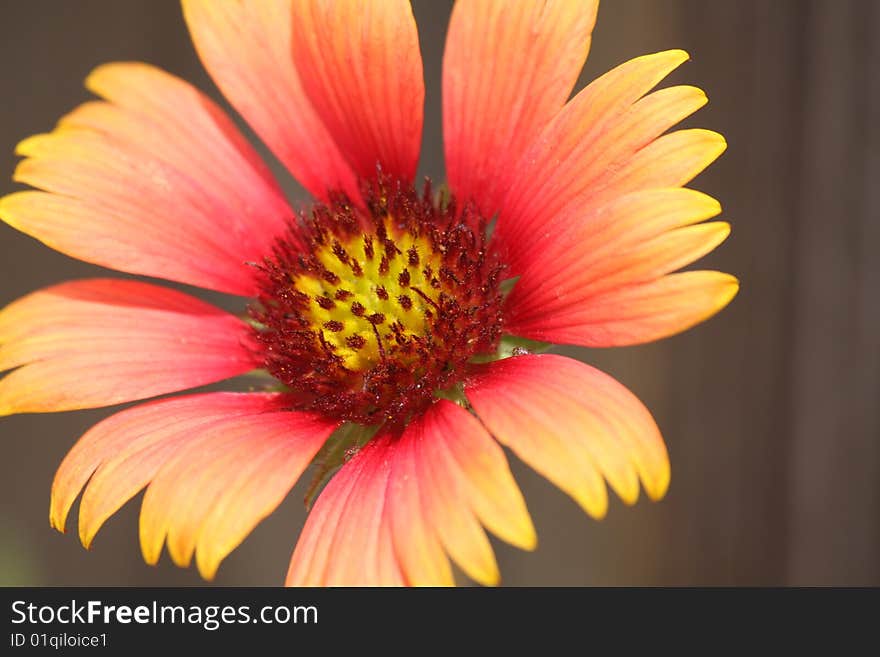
[1,0,878,586]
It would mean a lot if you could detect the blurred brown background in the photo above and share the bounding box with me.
[1,0,878,586]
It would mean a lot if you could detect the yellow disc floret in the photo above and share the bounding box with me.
[252,178,505,427]
[294,218,444,372]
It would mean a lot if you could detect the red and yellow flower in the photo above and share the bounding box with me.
[0,0,736,585]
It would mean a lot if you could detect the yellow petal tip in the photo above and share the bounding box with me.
[83,64,108,88]
[167,543,194,569]
[49,512,66,534]
[197,565,219,582]
[720,275,740,304]
[646,485,669,503]
[14,133,48,157]
[613,485,640,507]
[83,62,125,95]
[645,468,672,502]
[584,503,608,521]
[520,526,538,552]
[139,538,162,567]
[572,486,609,521]
[704,132,729,164]
[195,552,221,582]
[657,48,690,65]
[79,519,101,551]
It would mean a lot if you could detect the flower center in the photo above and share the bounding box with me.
[251,179,505,427]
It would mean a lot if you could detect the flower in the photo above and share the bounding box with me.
[0,0,737,586]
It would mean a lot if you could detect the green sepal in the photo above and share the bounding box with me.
[498,275,520,298]
[303,422,379,510]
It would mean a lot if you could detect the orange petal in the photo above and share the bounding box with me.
[466,354,670,510]
[287,401,533,586]
[322,437,410,586]
[286,437,405,586]
[291,404,498,586]
[492,50,710,270]
[290,0,424,182]
[138,410,335,578]
[0,279,258,415]
[192,410,337,579]
[410,404,501,585]
[519,188,722,285]
[386,429,454,586]
[505,188,732,343]
[443,0,598,217]
[602,128,727,198]
[182,0,360,201]
[426,400,536,552]
[49,393,285,536]
[501,84,709,272]
[569,221,731,298]
[285,450,363,586]
[2,63,294,295]
[508,270,739,347]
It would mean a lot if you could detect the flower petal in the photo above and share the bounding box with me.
[287,400,533,586]
[321,437,410,586]
[535,188,722,270]
[286,436,406,586]
[426,400,536,552]
[0,279,258,415]
[603,128,728,197]
[504,187,733,346]
[507,271,739,347]
[182,0,360,201]
[443,0,598,216]
[386,430,454,586]
[2,63,295,295]
[137,408,336,578]
[465,354,670,514]
[494,50,715,272]
[285,449,362,585]
[290,0,424,182]
[50,392,288,537]
[408,402,503,585]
